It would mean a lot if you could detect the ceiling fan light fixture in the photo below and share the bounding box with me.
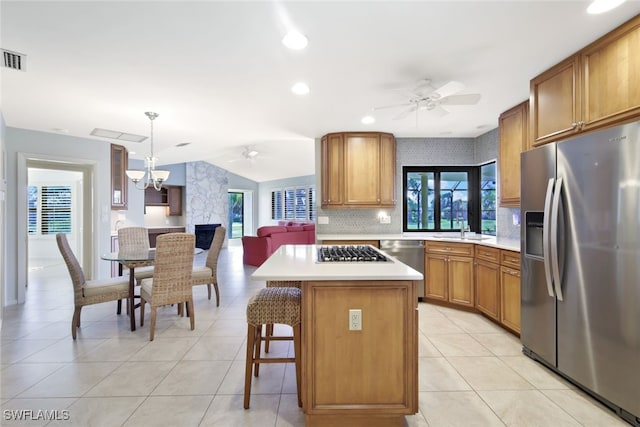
[291,82,310,95]
[587,0,626,14]
[282,29,308,50]
[361,115,375,125]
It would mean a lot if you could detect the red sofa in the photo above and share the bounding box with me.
[242,222,316,266]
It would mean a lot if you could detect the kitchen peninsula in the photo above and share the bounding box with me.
[252,244,422,427]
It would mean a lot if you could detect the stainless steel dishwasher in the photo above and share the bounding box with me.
[379,240,425,300]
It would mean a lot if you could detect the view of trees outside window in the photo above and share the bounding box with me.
[405,171,469,230]
[404,164,496,234]
[228,192,243,238]
[480,162,497,235]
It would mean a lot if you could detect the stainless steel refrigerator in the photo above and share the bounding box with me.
[521,120,640,426]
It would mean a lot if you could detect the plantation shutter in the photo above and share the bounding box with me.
[41,185,72,234]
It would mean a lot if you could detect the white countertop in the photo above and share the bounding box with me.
[251,244,423,281]
[316,233,521,252]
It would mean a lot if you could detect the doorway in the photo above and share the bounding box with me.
[228,191,244,239]
[18,158,93,302]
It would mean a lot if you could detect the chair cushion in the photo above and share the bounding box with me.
[140,278,153,296]
[192,266,213,282]
[83,278,129,297]
[134,266,154,280]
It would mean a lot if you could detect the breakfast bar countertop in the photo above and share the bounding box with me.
[316,233,521,252]
[251,244,423,282]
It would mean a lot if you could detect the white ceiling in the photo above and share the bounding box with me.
[2,1,639,182]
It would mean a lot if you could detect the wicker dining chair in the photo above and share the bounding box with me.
[117,226,154,285]
[139,232,196,341]
[191,225,226,306]
[56,233,131,339]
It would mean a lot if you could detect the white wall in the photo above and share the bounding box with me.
[0,113,7,323]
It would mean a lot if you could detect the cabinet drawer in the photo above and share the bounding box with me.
[501,250,521,270]
[425,241,473,256]
[475,245,500,263]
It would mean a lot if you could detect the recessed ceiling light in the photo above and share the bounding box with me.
[291,82,310,95]
[587,0,626,14]
[175,142,191,147]
[361,116,375,125]
[52,128,69,133]
[282,30,308,50]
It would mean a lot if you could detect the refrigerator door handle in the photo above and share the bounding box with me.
[550,176,564,301]
[542,178,556,298]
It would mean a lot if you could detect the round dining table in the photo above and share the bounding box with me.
[101,247,203,331]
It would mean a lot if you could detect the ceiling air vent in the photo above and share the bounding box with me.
[2,49,26,71]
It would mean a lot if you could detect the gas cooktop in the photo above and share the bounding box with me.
[316,245,390,263]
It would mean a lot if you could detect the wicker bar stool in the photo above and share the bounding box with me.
[244,287,302,409]
[264,280,302,352]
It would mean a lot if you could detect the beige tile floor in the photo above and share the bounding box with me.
[1,241,628,426]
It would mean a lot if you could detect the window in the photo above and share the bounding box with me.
[271,186,316,221]
[28,185,72,234]
[28,186,38,234]
[480,162,497,236]
[228,192,244,238]
[403,164,496,234]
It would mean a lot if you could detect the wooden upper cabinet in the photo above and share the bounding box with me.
[498,101,529,207]
[379,132,396,206]
[530,55,580,146]
[344,133,380,205]
[320,132,395,208]
[110,143,128,210]
[321,134,344,207]
[530,15,640,147]
[580,16,640,131]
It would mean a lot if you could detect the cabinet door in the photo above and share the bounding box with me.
[110,236,120,277]
[167,186,182,216]
[448,256,474,307]
[530,55,581,146]
[110,144,128,210]
[321,134,344,207]
[498,101,528,207]
[581,16,640,131]
[475,259,500,320]
[425,253,447,301]
[500,266,521,333]
[344,133,380,205]
[379,133,396,206]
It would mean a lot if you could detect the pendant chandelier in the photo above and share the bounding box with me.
[125,112,170,191]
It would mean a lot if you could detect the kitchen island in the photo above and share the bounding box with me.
[252,244,422,427]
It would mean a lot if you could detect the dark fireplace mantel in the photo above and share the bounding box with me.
[194,224,221,249]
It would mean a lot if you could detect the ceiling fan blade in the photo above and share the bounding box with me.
[373,102,412,111]
[393,105,417,120]
[439,93,481,105]
[431,81,465,99]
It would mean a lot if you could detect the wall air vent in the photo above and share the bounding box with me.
[2,49,26,71]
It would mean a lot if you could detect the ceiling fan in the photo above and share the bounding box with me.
[374,79,481,122]
[227,146,263,163]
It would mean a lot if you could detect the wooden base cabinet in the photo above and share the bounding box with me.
[475,259,501,321]
[424,242,474,308]
[499,250,521,334]
[303,280,418,427]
